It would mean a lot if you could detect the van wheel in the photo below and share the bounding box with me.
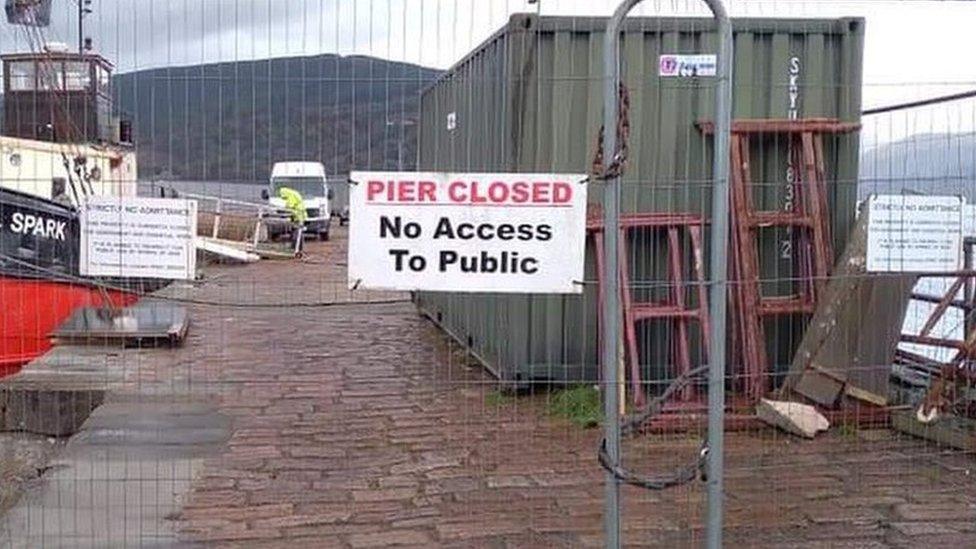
[320,231,330,241]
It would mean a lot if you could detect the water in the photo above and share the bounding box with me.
[137,180,266,203]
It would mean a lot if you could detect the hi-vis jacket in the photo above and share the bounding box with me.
[277,187,306,225]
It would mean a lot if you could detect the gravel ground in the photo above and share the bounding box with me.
[0,434,63,516]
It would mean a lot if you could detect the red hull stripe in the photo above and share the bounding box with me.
[0,278,138,377]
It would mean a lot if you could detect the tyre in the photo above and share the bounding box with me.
[320,231,330,241]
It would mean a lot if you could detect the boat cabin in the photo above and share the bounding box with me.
[2,46,130,145]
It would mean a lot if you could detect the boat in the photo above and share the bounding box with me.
[0,187,168,375]
[0,10,166,375]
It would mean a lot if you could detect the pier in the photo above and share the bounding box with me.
[1,227,975,547]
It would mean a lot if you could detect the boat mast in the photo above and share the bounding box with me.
[77,0,91,53]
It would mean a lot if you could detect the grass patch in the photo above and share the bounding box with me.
[548,385,602,428]
[922,466,943,483]
[484,390,512,407]
[836,422,858,439]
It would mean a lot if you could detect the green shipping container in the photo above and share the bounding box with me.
[415,14,865,389]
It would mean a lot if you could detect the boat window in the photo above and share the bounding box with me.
[97,64,110,95]
[8,61,36,91]
[37,60,64,91]
[51,178,74,206]
[64,61,91,91]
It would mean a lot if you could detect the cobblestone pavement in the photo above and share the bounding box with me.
[131,228,976,547]
[2,234,973,547]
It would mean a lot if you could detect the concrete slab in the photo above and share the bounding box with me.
[0,386,104,437]
[0,397,228,548]
[757,398,830,438]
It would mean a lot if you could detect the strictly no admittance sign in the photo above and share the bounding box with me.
[866,194,963,273]
[348,172,588,293]
[80,196,198,280]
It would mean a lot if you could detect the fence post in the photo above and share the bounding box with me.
[602,2,732,548]
[703,2,733,548]
[601,4,637,546]
[213,198,223,239]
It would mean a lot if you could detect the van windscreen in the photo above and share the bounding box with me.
[272,177,325,197]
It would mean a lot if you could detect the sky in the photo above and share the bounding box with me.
[2,0,975,143]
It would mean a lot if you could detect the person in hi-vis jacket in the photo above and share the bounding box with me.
[278,186,306,254]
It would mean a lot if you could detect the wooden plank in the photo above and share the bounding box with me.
[780,212,866,396]
[196,237,261,263]
[808,270,915,402]
[844,384,887,407]
[780,212,916,405]
[794,370,844,407]
[844,275,916,396]
[901,334,968,351]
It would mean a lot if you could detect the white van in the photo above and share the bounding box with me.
[262,161,333,241]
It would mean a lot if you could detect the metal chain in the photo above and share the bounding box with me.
[591,80,631,181]
[597,365,710,490]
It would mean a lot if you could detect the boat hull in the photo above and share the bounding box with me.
[0,277,139,377]
[1,187,171,377]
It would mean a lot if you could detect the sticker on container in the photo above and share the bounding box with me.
[446,112,457,131]
[659,54,717,77]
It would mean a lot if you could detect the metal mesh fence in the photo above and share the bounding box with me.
[0,1,975,548]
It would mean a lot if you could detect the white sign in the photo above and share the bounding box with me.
[348,172,588,293]
[80,196,198,280]
[964,204,976,239]
[659,54,717,77]
[866,194,963,273]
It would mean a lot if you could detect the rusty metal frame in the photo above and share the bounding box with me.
[589,213,710,408]
[898,239,976,423]
[697,118,861,135]
[719,118,857,399]
[900,276,976,369]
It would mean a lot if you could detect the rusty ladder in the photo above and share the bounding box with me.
[699,119,859,399]
[589,212,710,407]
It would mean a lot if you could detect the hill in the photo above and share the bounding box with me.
[112,54,441,182]
[859,132,976,202]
